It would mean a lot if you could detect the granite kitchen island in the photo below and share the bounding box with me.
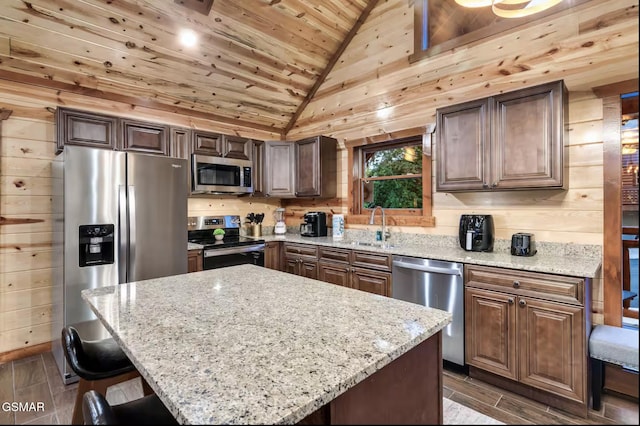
[82,264,452,425]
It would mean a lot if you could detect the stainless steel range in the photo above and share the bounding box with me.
[188,215,265,269]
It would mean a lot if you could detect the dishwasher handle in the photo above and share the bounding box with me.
[392,260,462,276]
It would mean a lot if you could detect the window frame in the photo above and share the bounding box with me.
[347,131,435,227]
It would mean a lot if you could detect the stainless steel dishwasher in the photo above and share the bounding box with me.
[392,255,464,366]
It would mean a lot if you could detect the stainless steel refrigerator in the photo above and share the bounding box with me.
[52,145,188,384]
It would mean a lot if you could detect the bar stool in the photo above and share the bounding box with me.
[62,326,154,425]
[82,390,178,425]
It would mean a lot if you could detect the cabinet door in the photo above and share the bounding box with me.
[120,119,169,155]
[170,127,191,159]
[265,241,281,271]
[265,141,296,197]
[492,81,565,189]
[187,250,202,272]
[283,258,299,275]
[252,140,265,196]
[318,262,351,287]
[295,136,320,197]
[436,98,491,191]
[351,267,391,297]
[56,108,117,153]
[465,287,517,380]
[300,261,318,280]
[192,131,223,156]
[223,135,252,160]
[518,297,584,403]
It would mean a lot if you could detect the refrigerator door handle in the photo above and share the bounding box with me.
[128,185,136,281]
[118,185,128,284]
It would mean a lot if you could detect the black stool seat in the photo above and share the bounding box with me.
[83,390,178,425]
[63,326,135,380]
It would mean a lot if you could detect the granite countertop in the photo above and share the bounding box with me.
[258,234,602,278]
[82,265,451,425]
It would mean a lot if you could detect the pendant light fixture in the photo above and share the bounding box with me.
[454,0,564,18]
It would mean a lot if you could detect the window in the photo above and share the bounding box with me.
[348,134,435,227]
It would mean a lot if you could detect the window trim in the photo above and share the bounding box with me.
[347,131,435,227]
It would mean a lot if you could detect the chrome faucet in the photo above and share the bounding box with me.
[369,206,388,244]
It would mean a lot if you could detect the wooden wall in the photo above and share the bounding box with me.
[0,80,279,356]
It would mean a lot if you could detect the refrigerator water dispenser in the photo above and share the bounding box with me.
[79,224,114,267]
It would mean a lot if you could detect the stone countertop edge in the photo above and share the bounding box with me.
[81,265,452,425]
[256,234,602,278]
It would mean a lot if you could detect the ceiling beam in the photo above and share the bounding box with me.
[283,0,381,136]
[0,69,283,137]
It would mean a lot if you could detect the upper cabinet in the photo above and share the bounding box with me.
[436,80,567,192]
[192,130,252,160]
[120,118,169,155]
[192,130,223,156]
[295,136,337,198]
[252,140,265,197]
[262,136,337,198]
[56,108,118,153]
[264,141,296,198]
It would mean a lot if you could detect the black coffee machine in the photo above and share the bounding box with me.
[459,214,494,252]
[300,212,327,237]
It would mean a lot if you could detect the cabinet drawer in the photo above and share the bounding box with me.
[465,265,583,305]
[283,243,318,260]
[318,247,351,264]
[352,251,392,272]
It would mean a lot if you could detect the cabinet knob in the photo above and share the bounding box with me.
[491,182,497,188]
[482,183,489,189]
[513,280,520,288]
[519,299,526,307]
[508,298,514,305]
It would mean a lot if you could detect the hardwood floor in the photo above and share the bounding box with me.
[0,351,637,424]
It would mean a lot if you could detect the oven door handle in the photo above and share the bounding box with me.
[204,244,265,258]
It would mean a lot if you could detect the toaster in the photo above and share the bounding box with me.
[511,233,537,256]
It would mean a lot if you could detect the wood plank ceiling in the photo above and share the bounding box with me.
[0,0,373,136]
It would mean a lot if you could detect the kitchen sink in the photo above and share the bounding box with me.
[350,241,397,250]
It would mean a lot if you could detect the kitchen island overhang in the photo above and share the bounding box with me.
[82,264,452,424]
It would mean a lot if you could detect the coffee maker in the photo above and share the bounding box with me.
[300,212,327,237]
[459,214,494,252]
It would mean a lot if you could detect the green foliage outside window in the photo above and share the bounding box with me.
[363,144,423,209]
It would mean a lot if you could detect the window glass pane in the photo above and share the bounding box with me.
[363,177,423,209]
[365,145,422,178]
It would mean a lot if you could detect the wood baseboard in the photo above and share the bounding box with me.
[0,341,52,363]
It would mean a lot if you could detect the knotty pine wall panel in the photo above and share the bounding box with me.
[0,85,279,356]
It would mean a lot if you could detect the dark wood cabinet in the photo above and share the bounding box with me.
[294,136,337,197]
[120,119,169,155]
[192,130,223,156]
[222,135,252,160]
[187,249,203,272]
[283,242,318,278]
[437,80,567,192]
[170,127,191,159]
[265,141,296,198]
[251,140,265,196]
[316,246,392,297]
[56,108,118,153]
[464,264,588,417]
[264,241,281,271]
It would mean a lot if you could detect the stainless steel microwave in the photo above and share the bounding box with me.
[191,154,253,194]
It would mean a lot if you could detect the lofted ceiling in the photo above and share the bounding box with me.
[0,0,374,136]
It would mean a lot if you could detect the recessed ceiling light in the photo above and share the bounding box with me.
[376,106,393,119]
[179,29,198,48]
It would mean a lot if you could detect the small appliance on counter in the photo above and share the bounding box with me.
[274,208,286,236]
[511,233,537,256]
[300,211,327,237]
[459,214,494,252]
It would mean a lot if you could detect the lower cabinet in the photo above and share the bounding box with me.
[187,249,203,272]
[283,242,318,279]
[464,264,588,417]
[264,241,282,271]
[316,246,392,297]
